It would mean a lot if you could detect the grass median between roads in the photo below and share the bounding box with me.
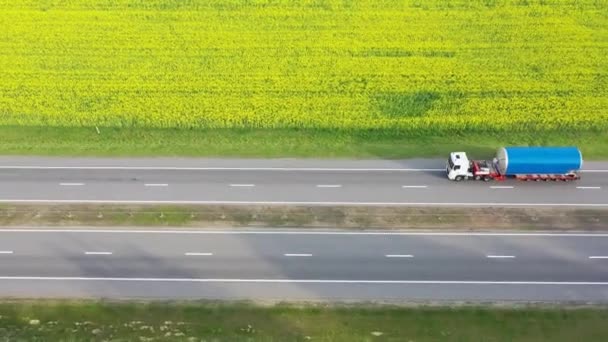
[0,301,607,341]
[1,126,608,159]
[1,204,608,230]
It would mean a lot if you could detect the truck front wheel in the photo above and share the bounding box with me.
[455,176,464,182]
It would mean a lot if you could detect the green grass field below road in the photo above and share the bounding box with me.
[1,301,607,341]
[2,126,608,160]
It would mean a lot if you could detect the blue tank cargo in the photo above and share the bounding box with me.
[495,146,583,175]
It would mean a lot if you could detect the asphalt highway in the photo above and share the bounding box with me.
[0,157,606,207]
[0,157,607,302]
[0,229,607,302]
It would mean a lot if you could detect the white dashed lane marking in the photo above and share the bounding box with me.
[487,255,516,259]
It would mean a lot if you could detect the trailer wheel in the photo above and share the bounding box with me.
[483,176,491,182]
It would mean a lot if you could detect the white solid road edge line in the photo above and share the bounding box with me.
[0,276,607,285]
[284,253,313,257]
[1,199,606,207]
[84,251,112,255]
[487,255,516,258]
[0,165,606,172]
[0,166,445,172]
[385,254,414,258]
[185,252,213,256]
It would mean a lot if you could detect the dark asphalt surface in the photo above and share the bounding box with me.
[0,157,606,302]
[0,229,607,302]
[0,157,606,206]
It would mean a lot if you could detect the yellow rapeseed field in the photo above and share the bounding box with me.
[0,0,606,134]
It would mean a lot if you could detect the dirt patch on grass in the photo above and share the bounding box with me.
[0,204,607,231]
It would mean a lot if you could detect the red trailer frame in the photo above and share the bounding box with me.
[471,160,579,182]
[513,173,580,181]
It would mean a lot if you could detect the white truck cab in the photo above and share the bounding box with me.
[446,152,472,181]
[446,152,495,181]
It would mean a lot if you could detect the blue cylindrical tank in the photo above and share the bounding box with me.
[495,147,583,175]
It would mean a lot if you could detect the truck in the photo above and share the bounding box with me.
[446,146,583,182]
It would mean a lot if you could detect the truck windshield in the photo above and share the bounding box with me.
[448,157,454,169]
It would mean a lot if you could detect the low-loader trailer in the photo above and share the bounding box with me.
[446,146,582,182]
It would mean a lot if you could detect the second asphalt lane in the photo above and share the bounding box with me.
[0,229,608,301]
[0,157,606,206]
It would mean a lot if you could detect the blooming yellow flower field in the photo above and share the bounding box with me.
[0,0,606,134]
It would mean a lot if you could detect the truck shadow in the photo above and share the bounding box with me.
[424,169,448,180]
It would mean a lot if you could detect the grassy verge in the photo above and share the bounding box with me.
[0,300,607,341]
[2,126,608,159]
[1,204,608,230]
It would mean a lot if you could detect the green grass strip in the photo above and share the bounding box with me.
[2,126,608,160]
[0,301,607,341]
